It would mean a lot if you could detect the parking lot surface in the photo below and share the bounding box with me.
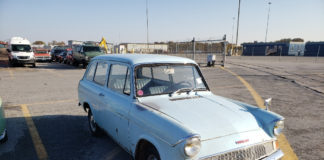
[0,56,323,160]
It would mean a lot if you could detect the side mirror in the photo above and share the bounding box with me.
[264,98,272,110]
[6,49,11,52]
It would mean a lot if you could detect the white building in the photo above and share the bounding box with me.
[115,43,168,53]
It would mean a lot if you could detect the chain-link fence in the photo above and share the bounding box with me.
[114,37,229,66]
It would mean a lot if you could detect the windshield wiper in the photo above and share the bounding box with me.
[169,87,207,97]
[192,88,207,91]
[170,88,192,96]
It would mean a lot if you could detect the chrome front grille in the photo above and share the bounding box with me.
[202,141,274,160]
[17,56,29,59]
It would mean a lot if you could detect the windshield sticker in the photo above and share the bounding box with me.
[163,68,175,74]
[196,78,202,84]
[137,90,144,96]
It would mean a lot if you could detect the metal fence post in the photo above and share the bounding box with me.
[222,41,227,67]
[192,37,196,61]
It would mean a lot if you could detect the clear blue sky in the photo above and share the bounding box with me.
[0,0,323,44]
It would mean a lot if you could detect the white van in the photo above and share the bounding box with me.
[7,37,36,67]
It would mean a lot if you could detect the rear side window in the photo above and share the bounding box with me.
[94,62,109,86]
[85,63,97,81]
[108,64,131,95]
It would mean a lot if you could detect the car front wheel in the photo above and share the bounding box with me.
[88,110,101,136]
[143,146,160,160]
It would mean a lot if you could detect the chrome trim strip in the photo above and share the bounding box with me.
[199,139,277,160]
[172,134,201,147]
[263,149,284,160]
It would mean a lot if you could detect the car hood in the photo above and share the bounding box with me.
[85,52,104,58]
[138,92,262,141]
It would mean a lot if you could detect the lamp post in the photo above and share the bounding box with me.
[265,2,271,42]
[235,0,241,55]
[231,17,235,55]
[146,0,149,52]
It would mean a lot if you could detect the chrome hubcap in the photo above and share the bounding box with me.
[89,114,96,131]
[147,154,158,160]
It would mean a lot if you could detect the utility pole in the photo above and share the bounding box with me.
[231,17,235,56]
[235,0,241,55]
[146,0,149,52]
[265,2,271,42]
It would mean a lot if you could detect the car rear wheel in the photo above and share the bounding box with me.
[88,110,101,136]
[0,130,8,143]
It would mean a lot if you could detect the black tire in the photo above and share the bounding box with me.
[0,130,8,144]
[82,62,87,69]
[88,110,101,137]
[142,146,160,160]
[32,63,36,68]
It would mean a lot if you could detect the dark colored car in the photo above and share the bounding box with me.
[57,51,67,63]
[51,46,69,62]
[72,45,105,68]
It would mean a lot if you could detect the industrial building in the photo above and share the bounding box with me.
[115,43,168,54]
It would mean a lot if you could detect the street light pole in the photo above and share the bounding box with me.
[235,0,241,55]
[146,0,149,51]
[231,17,235,55]
[265,2,271,42]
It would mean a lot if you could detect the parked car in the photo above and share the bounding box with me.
[65,49,74,65]
[78,54,284,160]
[51,46,69,62]
[57,51,67,63]
[72,45,104,68]
[7,37,36,67]
[34,48,51,62]
[0,97,7,143]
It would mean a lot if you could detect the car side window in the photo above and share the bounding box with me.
[85,63,97,81]
[93,62,109,86]
[108,64,131,95]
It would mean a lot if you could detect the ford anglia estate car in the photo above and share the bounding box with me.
[78,54,284,160]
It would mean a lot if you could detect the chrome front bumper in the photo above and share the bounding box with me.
[263,150,284,160]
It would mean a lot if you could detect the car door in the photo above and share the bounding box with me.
[91,61,110,125]
[101,62,132,151]
[78,61,102,117]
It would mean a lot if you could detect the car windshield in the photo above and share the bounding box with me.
[135,64,207,97]
[83,46,101,52]
[12,44,32,52]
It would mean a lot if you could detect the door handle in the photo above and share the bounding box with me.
[99,93,105,97]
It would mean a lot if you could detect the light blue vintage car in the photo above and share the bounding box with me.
[78,54,284,160]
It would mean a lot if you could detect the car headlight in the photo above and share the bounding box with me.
[184,136,201,157]
[274,120,284,136]
[85,56,89,60]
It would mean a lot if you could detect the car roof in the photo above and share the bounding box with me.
[93,54,197,66]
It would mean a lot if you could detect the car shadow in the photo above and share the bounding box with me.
[0,115,132,160]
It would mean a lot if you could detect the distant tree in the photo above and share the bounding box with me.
[48,40,57,46]
[276,38,292,43]
[33,41,45,45]
[275,38,304,43]
[56,41,66,46]
[291,38,304,42]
